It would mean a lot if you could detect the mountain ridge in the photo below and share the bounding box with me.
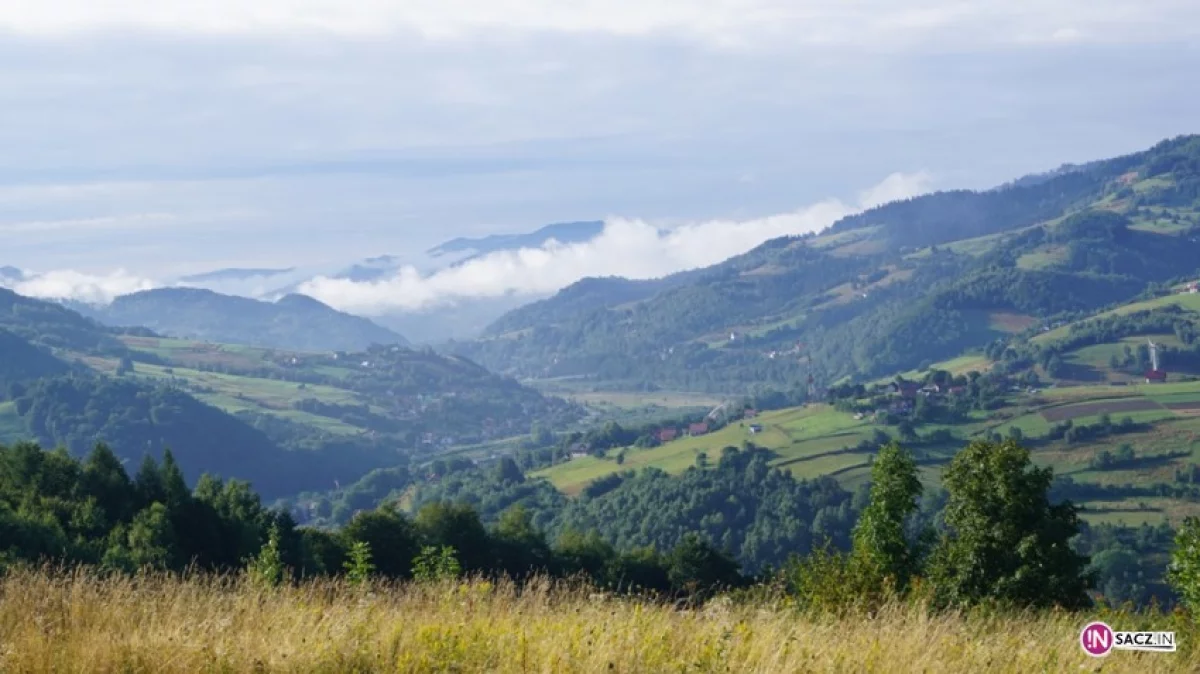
[77,287,410,352]
[458,134,1200,392]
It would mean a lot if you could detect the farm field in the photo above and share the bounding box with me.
[79,355,360,411]
[875,354,993,386]
[61,348,384,438]
[1063,335,1188,382]
[987,311,1038,334]
[534,404,880,495]
[1015,245,1068,270]
[536,378,1200,526]
[118,336,279,370]
[559,390,725,410]
[1035,293,1200,343]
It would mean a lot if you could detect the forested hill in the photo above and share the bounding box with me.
[457,135,1200,392]
[482,273,702,337]
[0,287,127,355]
[8,375,308,497]
[78,287,409,353]
[0,329,71,384]
[0,289,583,499]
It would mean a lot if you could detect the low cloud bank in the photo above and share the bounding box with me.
[1,171,930,313]
[298,172,932,315]
[0,268,156,304]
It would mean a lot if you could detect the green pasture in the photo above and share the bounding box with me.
[535,405,870,494]
[1015,246,1068,270]
[879,354,993,385]
[1035,294,1200,343]
[564,390,726,410]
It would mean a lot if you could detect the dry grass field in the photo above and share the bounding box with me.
[0,569,1196,673]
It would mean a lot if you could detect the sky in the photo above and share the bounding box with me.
[1,1,1199,313]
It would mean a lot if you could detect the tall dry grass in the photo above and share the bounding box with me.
[0,568,1195,673]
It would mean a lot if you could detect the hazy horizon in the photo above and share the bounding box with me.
[3,1,1199,314]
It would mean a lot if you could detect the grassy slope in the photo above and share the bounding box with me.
[536,270,1200,519]
[5,570,1195,674]
[1035,293,1200,344]
[536,404,885,495]
[537,377,1200,523]
[77,354,364,435]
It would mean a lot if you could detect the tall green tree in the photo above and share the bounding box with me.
[124,503,177,570]
[851,442,923,593]
[666,533,743,597]
[81,443,134,525]
[1167,516,1200,612]
[493,504,552,578]
[414,502,491,573]
[342,506,419,579]
[928,439,1091,609]
[159,449,190,510]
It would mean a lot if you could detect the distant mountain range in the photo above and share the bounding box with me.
[149,220,611,345]
[0,266,25,284]
[178,267,296,283]
[0,219,613,349]
[457,134,1200,392]
[427,220,605,259]
[72,287,409,352]
[259,220,611,343]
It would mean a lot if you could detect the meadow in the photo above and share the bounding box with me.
[535,378,1200,526]
[75,354,366,434]
[1035,293,1200,343]
[1,569,1195,673]
[534,404,883,494]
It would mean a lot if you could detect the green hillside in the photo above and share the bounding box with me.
[536,376,1200,526]
[458,135,1200,394]
[0,290,586,499]
[78,287,409,352]
[0,327,71,383]
[534,274,1200,524]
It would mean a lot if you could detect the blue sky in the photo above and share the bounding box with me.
[1,1,1198,310]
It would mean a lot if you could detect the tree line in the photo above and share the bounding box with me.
[9,435,1200,613]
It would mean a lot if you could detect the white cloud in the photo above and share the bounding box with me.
[2,269,156,304]
[0,213,178,235]
[1,2,1196,283]
[2,1,1197,47]
[297,171,933,314]
[1051,27,1083,42]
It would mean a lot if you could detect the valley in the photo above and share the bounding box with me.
[3,134,1200,614]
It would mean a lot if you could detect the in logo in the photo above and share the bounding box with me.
[1080,622,1114,657]
[1080,621,1176,657]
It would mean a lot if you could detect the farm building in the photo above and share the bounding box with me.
[658,428,679,443]
[1146,369,1168,383]
[744,408,759,419]
[748,424,763,434]
[688,422,710,436]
